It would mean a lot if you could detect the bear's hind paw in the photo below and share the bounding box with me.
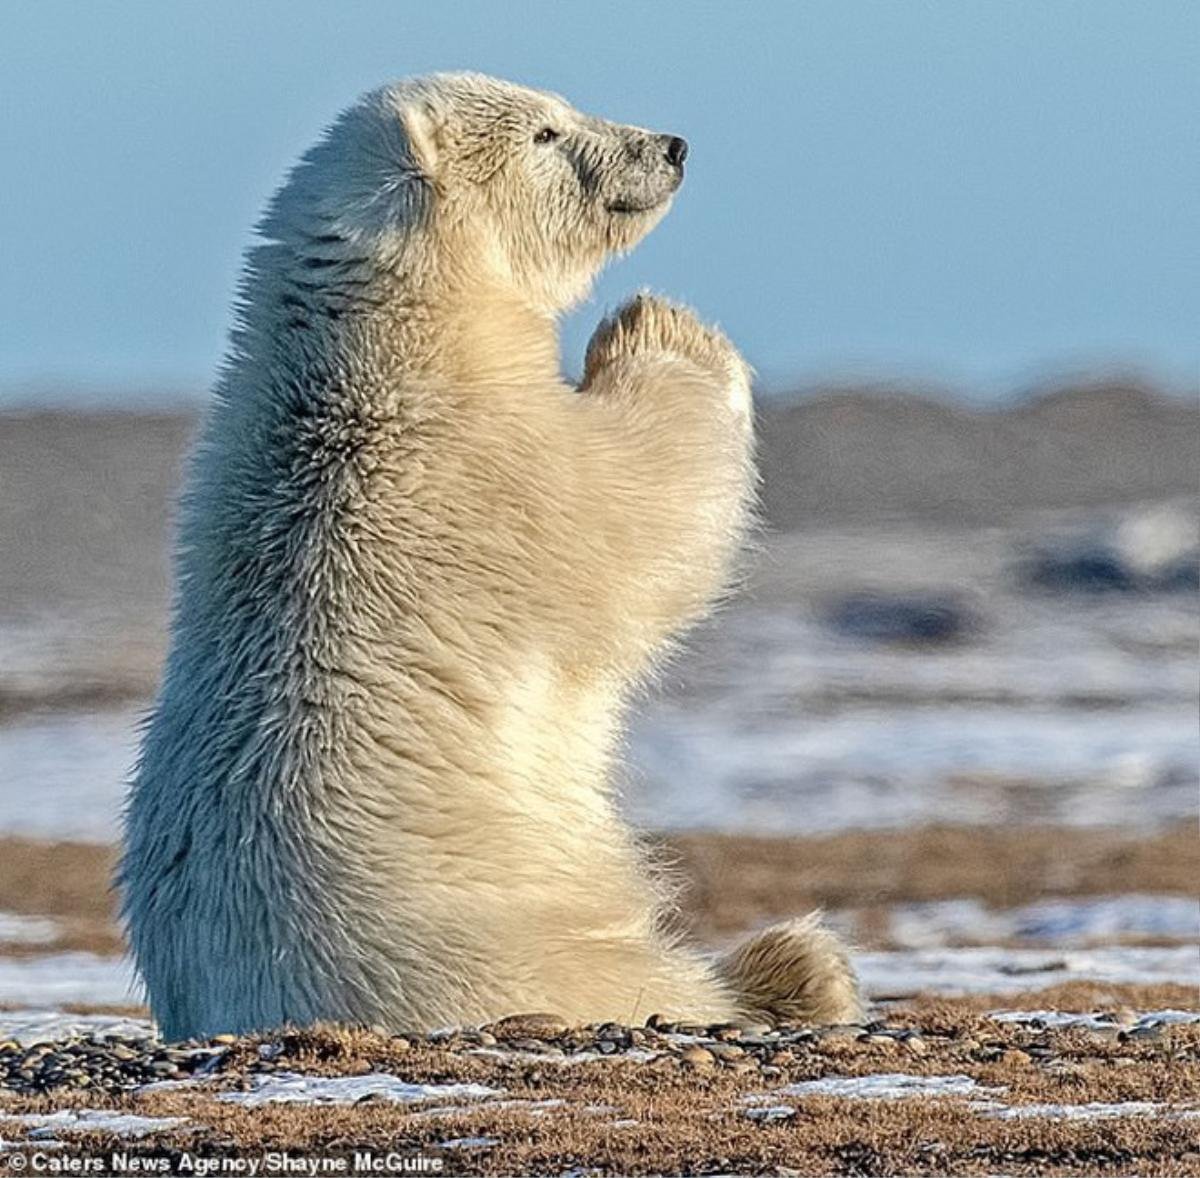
[720,913,865,1027]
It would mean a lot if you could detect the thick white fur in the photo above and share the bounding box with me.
[120,73,862,1039]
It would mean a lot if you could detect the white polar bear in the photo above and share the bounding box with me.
[120,72,862,1040]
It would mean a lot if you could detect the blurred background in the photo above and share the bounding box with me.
[0,1,1195,1009]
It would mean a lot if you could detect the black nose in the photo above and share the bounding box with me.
[664,135,688,168]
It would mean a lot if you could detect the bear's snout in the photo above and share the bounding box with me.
[663,135,689,169]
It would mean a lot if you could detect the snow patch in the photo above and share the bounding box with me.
[974,1100,1200,1121]
[0,1010,156,1046]
[1007,895,1198,943]
[0,709,139,842]
[415,1098,564,1118]
[882,895,1198,949]
[0,1109,190,1139]
[784,1073,996,1100]
[749,1073,1000,1101]
[986,1008,1200,1029]
[859,945,1199,997]
[628,703,1198,835]
[218,1072,500,1108]
[556,1048,660,1065]
[0,954,139,1007]
[0,913,59,945]
[744,1105,796,1122]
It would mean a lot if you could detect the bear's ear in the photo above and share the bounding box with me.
[399,100,441,180]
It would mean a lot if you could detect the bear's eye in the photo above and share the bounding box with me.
[533,127,560,145]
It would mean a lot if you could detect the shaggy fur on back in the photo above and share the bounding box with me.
[119,72,862,1040]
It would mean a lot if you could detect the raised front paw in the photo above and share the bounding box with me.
[583,293,751,396]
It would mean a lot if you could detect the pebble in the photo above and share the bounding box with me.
[1122,1025,1164,1043]
[724,1059,759,1075]
[512,1037,564,1055]
[0,1036,195,1095]
[819,1025,863,1042]
[489,1012,570,1039]
[709,1043,746,1061]
[740,1023,773,1037]
[2,1012,1175,1097]
[710,1024,743,1042]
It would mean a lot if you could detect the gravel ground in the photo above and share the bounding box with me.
[0,999,1197,1175]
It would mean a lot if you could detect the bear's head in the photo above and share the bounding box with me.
[260,73,688,316]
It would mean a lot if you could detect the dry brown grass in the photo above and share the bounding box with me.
[896,981,1200,1017]
[666,823,1199,939]
[6,979,1195,1027]
[0,839,114,921]
[20,1096,1200,1177]
[2,825,1193,958]
[0,838,121,956]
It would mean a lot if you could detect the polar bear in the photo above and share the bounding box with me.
[120,73,861,1040]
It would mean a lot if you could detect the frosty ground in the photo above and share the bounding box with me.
[0,824,1196,1175]
[0,999,1197,1175]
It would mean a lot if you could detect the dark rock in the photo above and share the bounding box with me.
[1156,554,1200,591]
[1021,545,1137,593]
[1020,504,1199,595]
[826,592,976,645]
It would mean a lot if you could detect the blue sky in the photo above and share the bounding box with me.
[1,1,1196,402]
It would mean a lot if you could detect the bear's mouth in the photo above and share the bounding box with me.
[606,197,664,215]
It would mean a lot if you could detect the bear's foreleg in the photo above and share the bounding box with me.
[573,294,756,648]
